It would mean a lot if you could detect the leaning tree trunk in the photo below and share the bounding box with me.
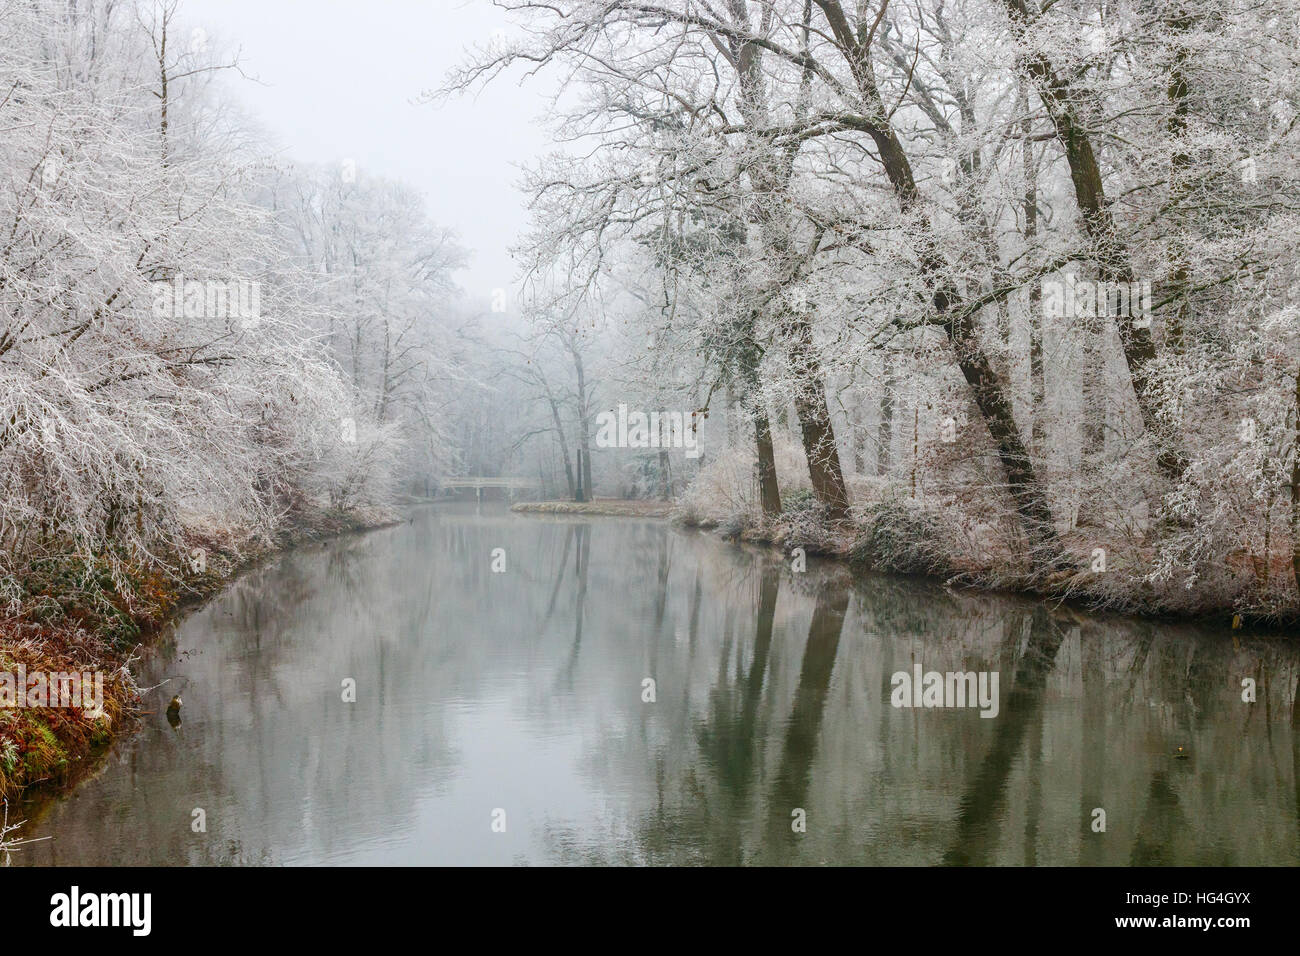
[809,0,1062,566]
[896,169,1060,559]
[786,313,851,520]
[1000,0,1185,479]
[945,305,1059,558]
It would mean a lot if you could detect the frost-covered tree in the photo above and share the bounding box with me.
[452,0,1300,613]
[0,0,441,608]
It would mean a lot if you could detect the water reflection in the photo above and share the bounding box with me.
[11,504,1300,866]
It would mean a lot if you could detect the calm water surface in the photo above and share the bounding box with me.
[13,503,1300,865]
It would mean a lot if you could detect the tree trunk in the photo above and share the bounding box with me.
[740,345,782,516]
[786,314,851,519]
[755,405,781,517]
[947,306,1060,558]
[1023,94,1046,454]
[657,417,671,500]
[878,353,894,476]
[547,397,575,499]
[376,318,392,423]
[1291,367,1300,593]
[730,8,849,517]
[1163,6,1196,354]
[1001,0,1184,479]
[581,438,592,500]
[811,0,1061,564]
[570,344,595,500]
[1082,317,1106,459]
[1030,311,1046,454]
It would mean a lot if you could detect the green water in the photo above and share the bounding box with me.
[11,503,1300,865]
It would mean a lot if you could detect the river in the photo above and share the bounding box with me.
[10,502,1300,865]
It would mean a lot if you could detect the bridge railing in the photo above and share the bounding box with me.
[436,477,540,489]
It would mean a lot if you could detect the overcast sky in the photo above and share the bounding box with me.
[184,0,554,308]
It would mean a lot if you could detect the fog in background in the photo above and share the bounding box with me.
[185,0,551,307]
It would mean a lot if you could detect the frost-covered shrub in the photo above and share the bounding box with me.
[772,488,839,552]
[849,501,959,577]
[676,445,760,527]
[676,433,820,531]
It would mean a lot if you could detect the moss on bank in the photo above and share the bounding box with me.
[0,508,395,799]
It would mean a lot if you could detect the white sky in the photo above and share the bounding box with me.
[183,0,556,308]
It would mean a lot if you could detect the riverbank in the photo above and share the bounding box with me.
[674,491,1290,631]
[0,507,398,800]
[510,491,1284,629]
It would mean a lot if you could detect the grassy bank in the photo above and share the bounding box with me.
[0,507,396,800]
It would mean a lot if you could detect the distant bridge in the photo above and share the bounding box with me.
[435,477,541,499]
[437,477,540,490]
